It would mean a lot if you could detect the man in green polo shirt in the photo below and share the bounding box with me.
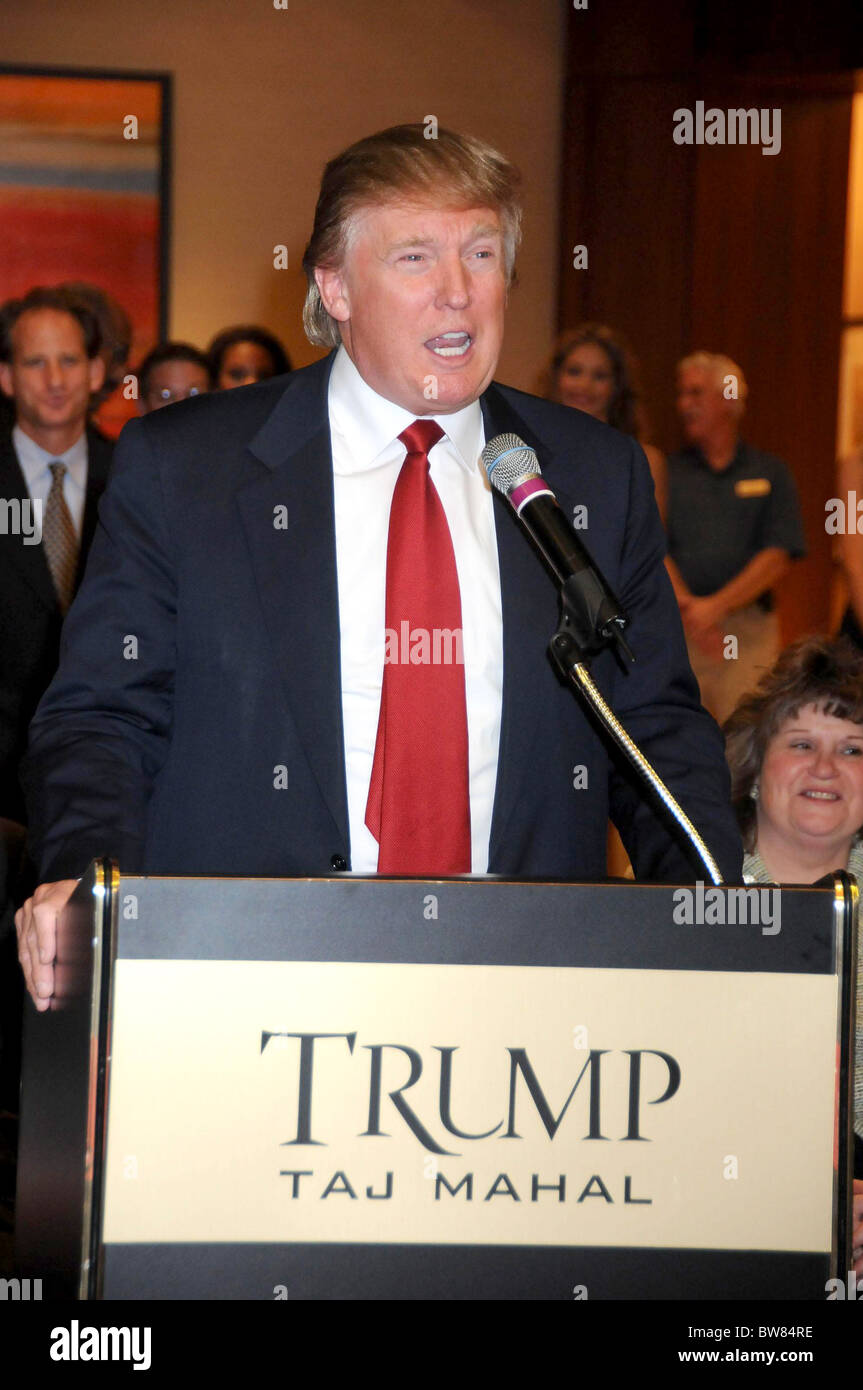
[665,351,806,723]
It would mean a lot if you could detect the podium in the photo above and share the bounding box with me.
[15,862,858,1300]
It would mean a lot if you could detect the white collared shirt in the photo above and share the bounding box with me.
[329,346,503,873]
[13,424,88,537]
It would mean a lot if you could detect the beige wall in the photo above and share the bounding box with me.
[4,0,564,390]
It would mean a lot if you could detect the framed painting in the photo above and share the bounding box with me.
[0,64,171,437]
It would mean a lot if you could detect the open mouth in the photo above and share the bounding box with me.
[801,790,839,800]
[425,331,472,359]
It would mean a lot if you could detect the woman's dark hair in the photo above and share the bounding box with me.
[723,636,863,851]
[540,323,645,437]
[207,325,291,380]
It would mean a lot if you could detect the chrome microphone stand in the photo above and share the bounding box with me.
[549,572,724,887]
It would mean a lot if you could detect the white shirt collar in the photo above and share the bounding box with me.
[328,345,484,475]
[13,423,88,492]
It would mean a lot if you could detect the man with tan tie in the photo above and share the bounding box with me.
[0,285,112,821]
[0,285,112,1109]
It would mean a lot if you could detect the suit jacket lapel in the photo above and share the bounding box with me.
[237,356,349,848]
[0,431,57,611]
[235,364,568,865]
[481,384,563,866]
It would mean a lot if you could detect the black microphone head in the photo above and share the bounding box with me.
[481,433,541,497]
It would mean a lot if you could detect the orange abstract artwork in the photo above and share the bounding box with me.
[0,71,168,437]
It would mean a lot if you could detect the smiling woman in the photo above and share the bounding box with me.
[723,635,863,1272]
[724,636,863,884]
[539,323,667,521]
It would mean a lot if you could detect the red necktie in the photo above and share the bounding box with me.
[365,419,471,874]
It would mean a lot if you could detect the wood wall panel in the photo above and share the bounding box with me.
[559,76,697,450]
[689,89,852,640]
[560,2,854,643]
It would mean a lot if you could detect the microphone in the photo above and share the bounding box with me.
[481,432,633,663]
[482,434,724,883]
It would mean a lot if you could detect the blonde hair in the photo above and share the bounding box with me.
[302,124,522,348]
[678,350,748,414]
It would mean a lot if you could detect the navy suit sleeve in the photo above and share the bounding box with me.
[22,417,178,879]
[607,438,743,882]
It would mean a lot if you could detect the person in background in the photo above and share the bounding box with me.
[136,342,212,414]
[0,282,132,442]
[541,323,667,521]
[542,323,668,877]
[666,351,806,725]
[0,286,113,824]
[207,325,291,390]
[724,635,863,1274]
[0,285,113,1128]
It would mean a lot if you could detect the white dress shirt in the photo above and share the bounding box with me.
[13,424,88,538]
[329,346,503,874]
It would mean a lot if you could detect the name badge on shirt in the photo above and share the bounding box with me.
[735,478,771,498]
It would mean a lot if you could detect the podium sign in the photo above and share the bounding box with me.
[16,865,857,1300]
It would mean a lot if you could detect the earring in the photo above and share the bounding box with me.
[750,780,759,802]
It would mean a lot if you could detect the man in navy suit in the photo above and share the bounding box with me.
[16,125,742,1009]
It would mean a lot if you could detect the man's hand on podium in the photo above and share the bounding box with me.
[15,879,79,1011]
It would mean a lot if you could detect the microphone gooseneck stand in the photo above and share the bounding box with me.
[549,571,725,887]
[480,430,724,885]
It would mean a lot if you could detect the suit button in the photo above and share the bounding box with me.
[330,854,347,871]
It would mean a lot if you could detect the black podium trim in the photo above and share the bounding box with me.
[101,1241,829,1301]
[116,875,835,975]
